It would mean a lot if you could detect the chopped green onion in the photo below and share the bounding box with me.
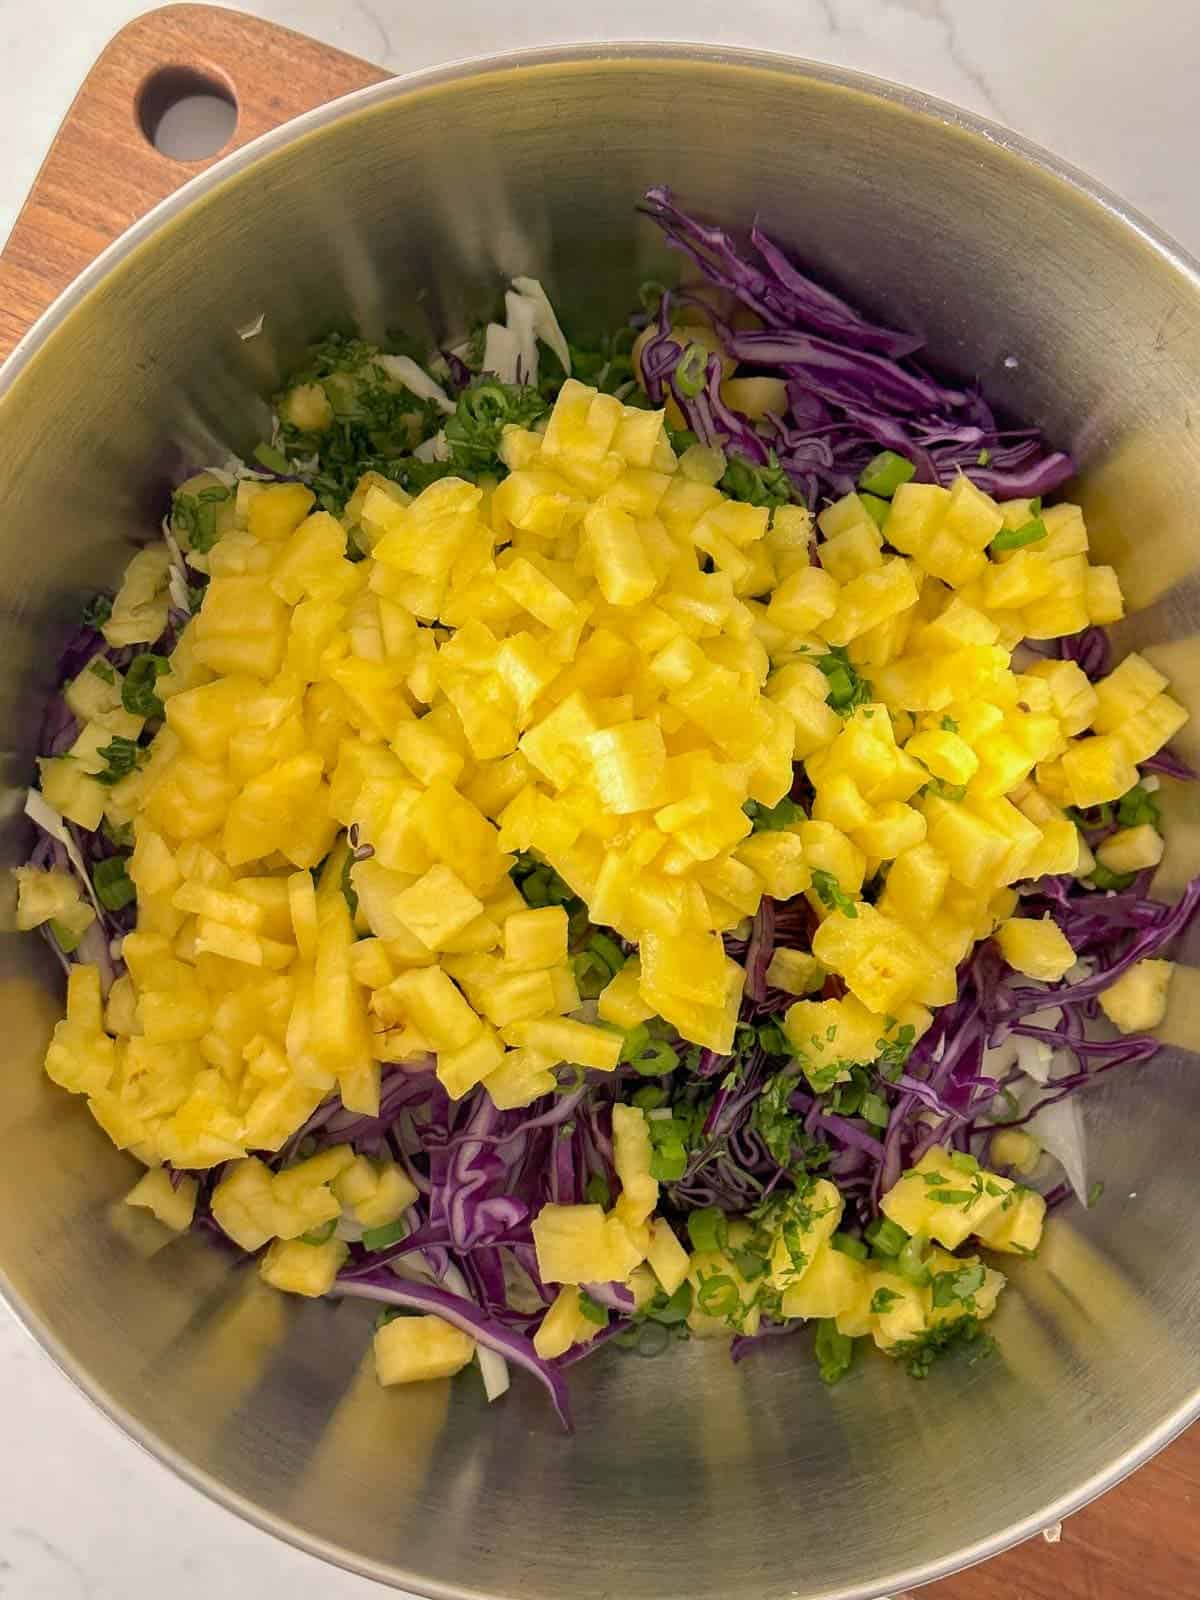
[89,658,116,684]
[831,1231,869,1262]
[301,1219,337,1245]
[253,442,293,474]
[977,448,991,466]
[816,648,871,716]
[649,1141,687,1182]
[896,1233,933,1286]
[674,342,710,399]
[990,516,1047,554]
[696,1271,740,1319]
[93,855,136,912]
[858,450,916,497]
[864,1216,908,1257]
[631,1085,667,1111]
[687,1206,728,1254]
[1116,783,1161,829]
[588,931,626,976]
[577,1290,609,1326]
[361,1219,406,1251]
[814,1319,856,1384]
[860,492,891,530]
[584,1173,612,1209]
[1089,862,1136,892]
[948,1150,980,1175]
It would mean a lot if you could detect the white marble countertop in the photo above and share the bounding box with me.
[1,1,1198,1594]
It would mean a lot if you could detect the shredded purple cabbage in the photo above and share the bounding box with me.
[639,186,1075,505]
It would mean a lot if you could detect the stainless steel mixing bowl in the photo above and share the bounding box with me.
[3,42,1200,1600]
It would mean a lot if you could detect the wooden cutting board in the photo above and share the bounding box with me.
[0,7,1195,1596]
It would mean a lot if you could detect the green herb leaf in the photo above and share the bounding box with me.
[1087,1180,1105,1208]
[584,1173,612,1209]
[892,1315,994,1378]
[743,795,805,832]
[930,1263,986,1309]
[940,715,959,732]
[577,1290,610,1327]
[82,593,113,628]
[870,1286,901,1314]
[811,868,857,917]
[253,442,293,474]
[720,450,793,510]
[171,482,232,553]
[814,1318,856,1384]
[817,647,872,716]
[89,659,116,685]
[121,653,169,719]
[95,736,144,787]
[93,855,136,912]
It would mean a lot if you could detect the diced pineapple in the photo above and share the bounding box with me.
[1098,958,1173,1033]
[880,1146,1012,1250]
[259,1236,348,1297]
[533,1287,599,1359]
[125,1166,198,1232]
[975,1186,1046,1254]
[995,917,1075,981]
[780,1241,869,1320]
[1096,824,1164,874]
[645,1218,691,1296]
[374,1314,475,1384]
[763,948,823,996]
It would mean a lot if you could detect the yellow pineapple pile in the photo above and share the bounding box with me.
[32,374,1187,1185]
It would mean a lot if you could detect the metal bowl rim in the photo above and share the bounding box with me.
[3,37,1198,1600]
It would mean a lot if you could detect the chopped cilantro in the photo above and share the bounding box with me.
[101,816,134,850]
[82,593,113,628]
[811,868,857,917]
[89,659,116,685]
[171,482,232,553]
[720,450,792,510]
[814,1319,856,1385]
[743,795,805,832]
[893,1315,994,1378]
[584,1173,612,1209]
[1087,1180,1105,1208]
[121,652,169,720]
[875,1024,916,1081]
[940,715,959,732]
[94,736,144,787]
[817,647,872,716]
[870,1286,901,1315]
[930,1263,986,1309]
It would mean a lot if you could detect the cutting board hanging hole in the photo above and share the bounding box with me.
[137,64,238,160]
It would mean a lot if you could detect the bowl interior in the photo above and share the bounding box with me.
[2,47,1200,1600]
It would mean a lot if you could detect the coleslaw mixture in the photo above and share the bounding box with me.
[19,189,1199,1423]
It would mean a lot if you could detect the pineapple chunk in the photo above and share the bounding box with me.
[975,1186,1046,1254]
[995,917,1075,981]
[533,1286,600,1359]
[1096,824,1164,874]
[763,947,824,996]
[780,1241,869,1320]
[532,1203,613,1284]
[260,1237,348,1297]
[880,1146,1012,1250]
[1098,958,1173,1033]
[374,1314,475,1384]
[125,1167,198,1232]
[645,1218,691,1296]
